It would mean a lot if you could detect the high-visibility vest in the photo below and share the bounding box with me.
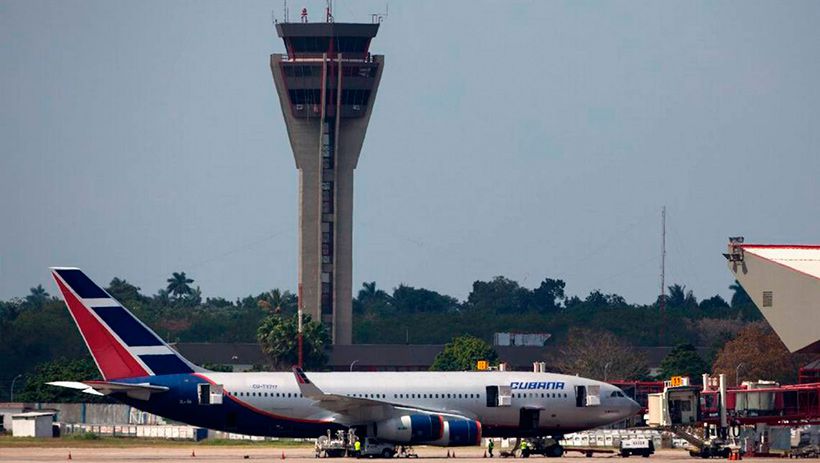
[354,441,361,451]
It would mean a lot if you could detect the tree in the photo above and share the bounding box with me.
[25,285,49,308]
[392,285,459,313]
[166,272,194,299]
[106,278,143,303]
[667,284,697,308]
[712,322,805,384]
[16,358,107,403]
[257,313,330,370]
[729,281,752,308]
[354,281,392,314]
[532,278,565,311]
[554,328,649,380]
[466,276,531,313]
[699,295,730,311]
[659,344,708,381]
[430,335,498,371]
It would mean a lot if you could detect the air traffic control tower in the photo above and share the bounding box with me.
[270,21,383,344]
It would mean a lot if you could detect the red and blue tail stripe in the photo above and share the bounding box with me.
[51,268,201,380]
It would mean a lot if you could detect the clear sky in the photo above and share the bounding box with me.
[1,1,818,305]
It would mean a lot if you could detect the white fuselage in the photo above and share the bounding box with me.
[197,370,639,436]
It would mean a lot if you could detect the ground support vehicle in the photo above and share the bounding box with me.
[315,430,354,458]
[518,437,565,458]
[619,438,655,458]
[357,437,397,459]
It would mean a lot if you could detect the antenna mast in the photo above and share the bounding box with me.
[660,206,667,314]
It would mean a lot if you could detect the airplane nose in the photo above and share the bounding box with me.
[627,398,641,416]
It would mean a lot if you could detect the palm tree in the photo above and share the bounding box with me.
[667,284,686,307]
[25,285,49,308]
[357,281,389,304]
[729,281,751,308]
[270,289,283,314]
[166,272,194,299]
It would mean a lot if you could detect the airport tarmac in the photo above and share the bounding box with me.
[0,447,792,463]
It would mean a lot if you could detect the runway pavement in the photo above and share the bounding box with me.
[0,447,791,463]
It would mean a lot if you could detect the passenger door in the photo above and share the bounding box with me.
[486,385,512,407]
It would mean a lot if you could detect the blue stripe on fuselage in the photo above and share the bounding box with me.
[113,374,341,438]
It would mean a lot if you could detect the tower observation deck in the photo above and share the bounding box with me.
[270,21,383,344]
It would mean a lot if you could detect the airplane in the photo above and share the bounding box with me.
[47,267,640,454]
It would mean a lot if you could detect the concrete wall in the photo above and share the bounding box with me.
[269,54,384,345]
[0,402,165,427]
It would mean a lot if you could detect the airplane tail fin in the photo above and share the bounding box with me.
[50,267,202,380]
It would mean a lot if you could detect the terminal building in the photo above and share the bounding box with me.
[270,21,383,345]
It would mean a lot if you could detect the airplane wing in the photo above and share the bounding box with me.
[47,380,169,401]
[292,367,475,424]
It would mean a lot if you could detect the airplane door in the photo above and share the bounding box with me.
[198,384,210,405]
[486,386,498,407]
[486,386,512,407]
[575,385,586,407]
[197,383,224,405]
[519,408,540,431]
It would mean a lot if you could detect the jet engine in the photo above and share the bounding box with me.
[375,414,481,447]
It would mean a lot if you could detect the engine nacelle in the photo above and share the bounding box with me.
[375,414,443,443]
[375,415,481,447]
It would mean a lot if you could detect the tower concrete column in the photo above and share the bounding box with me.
[270,22,383,344]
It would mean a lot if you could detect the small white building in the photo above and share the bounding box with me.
[12,411,55,438]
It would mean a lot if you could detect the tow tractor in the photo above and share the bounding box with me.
[315,430,409,458]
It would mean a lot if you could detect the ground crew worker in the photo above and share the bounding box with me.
[353,438,362,457]
[520,440,528,458]
[487,439,495,457]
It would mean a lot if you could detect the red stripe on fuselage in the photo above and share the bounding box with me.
[192,373,332,425]
[55,277,148,380]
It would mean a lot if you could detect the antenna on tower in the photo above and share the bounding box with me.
[326,0,334,23]
[659,206,667,313]
[283,0,289,23]
[371,3,388,24]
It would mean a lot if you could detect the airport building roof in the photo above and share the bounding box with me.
[173,342,708,373]
[740,245,820,280]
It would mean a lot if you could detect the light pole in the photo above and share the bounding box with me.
[603,362,613,382]
[10,374,22,402]
[735,362,744,386]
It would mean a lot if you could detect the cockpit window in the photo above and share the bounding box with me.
[610,391,625,397]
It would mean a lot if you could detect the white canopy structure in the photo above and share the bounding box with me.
[725,240,820,353]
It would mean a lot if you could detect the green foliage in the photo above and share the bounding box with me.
[0,270,760,395]
[392,285,459,313]
[15,358,109,403]
[659,344,709,381]
[729,280,752,308]
[201,364,234,372]
[466,276,532,313]
[257,313,330,370]
[430,335,498,371]
[166,272,194,299]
